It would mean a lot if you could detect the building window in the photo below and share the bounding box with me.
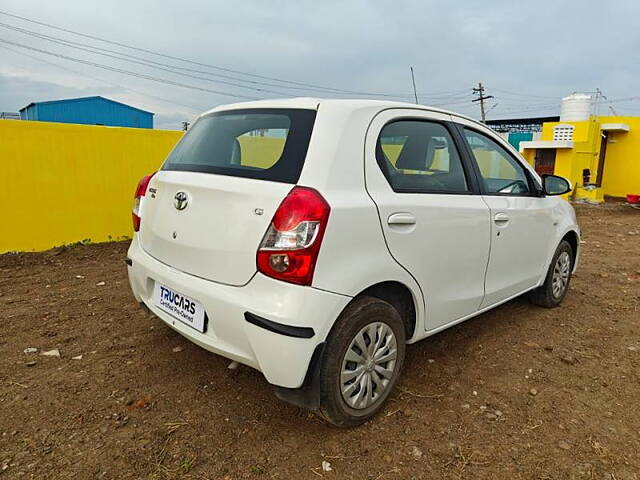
[553,124,575,141]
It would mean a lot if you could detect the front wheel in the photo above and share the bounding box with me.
[529,240,574,308]
[318,296,406,427]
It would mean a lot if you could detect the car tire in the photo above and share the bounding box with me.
[318,296,406,427]
[529,240,574,308]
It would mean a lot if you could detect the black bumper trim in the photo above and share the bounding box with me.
[244,311,315,339]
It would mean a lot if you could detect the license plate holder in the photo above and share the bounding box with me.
[152,282,207,333]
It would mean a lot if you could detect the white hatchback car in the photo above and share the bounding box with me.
[127,98,579,426]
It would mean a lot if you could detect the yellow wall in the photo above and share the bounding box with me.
[0,120,182,253]
[598,116,640,197]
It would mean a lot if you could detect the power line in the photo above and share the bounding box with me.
[0,22,297,97]
[491,106,558,116]
[0,9,470,99]
[0,37,258,100]
[0,43,203,113]
[0,21,396,98]
[491,88,560,100]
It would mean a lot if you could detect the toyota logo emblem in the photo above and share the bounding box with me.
[174,191,189,210]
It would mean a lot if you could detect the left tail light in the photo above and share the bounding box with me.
[132,173,155,232]
[257,186,331,286]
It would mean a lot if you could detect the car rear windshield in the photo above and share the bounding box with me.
[162,108,317,183]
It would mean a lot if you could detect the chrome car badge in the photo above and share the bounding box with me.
[174,191,188,210]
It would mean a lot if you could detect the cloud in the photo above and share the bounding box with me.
[0,0,638,121]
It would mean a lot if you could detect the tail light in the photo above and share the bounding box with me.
[257,187,331,286]
[132,173,155,232]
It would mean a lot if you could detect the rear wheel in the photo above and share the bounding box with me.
[529,240,573,308]
[318,296,405,427]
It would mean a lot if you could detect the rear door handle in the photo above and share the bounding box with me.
[388,213,416,225]
[494,213,510,225]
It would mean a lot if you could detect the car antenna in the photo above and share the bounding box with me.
[410,66,419,104]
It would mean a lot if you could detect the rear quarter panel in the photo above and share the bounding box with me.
[299,103,426,340]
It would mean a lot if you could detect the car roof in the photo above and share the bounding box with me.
[201,97,480,126]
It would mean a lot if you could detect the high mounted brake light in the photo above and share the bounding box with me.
[257,186,331,286]
[132,173,156,232]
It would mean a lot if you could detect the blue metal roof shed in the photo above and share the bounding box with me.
[19,96,154,129]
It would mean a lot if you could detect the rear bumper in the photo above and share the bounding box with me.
[127,236,351,388]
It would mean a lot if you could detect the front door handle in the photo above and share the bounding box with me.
[494,213,510,225]
[388,213,416,225]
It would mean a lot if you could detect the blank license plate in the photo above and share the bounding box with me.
[152,282,206,333]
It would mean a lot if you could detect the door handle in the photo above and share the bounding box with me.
[494,213,510,225]
[388,213,416,225]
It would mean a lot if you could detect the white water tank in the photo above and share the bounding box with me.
[560,94,592,121]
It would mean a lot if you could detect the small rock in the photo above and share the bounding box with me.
[96,281,106,286]
[427,359,435,364]
[41,349,60,358]
[472,390,478,396]
[172,346,183,353]
[558,440,571,450]
[561,355,577,365]
[411,446,423,459]
[23,348,38,354]
[227,361,239,370]
[321,461,332,472]
[604,411,614,418]
[495,410,503,417]
[383,454,392,463]
[524,341,540,348]
[529,388,538,396]
[461,403,470,409]
[628,346,638,352]
[485,413,497,420]
[599,273,609,278]
[26,361,37,367]
[75,275,85,279]
[72,355,83,360]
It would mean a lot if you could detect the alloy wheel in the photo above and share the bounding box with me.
[340,322,398,410]
[552,251,571,298]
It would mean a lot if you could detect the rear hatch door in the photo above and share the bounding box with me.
[138,108,316,286]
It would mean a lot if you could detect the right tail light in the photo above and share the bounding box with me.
[257,186,331,286]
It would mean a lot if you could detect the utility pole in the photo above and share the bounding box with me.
[472,82,494,122]
[181,121,190,131]
[410,66,419,104]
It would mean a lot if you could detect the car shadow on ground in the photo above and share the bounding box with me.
[150,292,537,431]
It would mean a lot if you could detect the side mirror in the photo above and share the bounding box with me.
[542,174,571,196]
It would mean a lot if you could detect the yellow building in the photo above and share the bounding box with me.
[520,110,640,202]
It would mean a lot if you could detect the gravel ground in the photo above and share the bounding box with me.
[1,202,639,480]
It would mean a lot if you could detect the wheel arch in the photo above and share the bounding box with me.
[561,229,579,269]
[348,281,418,341]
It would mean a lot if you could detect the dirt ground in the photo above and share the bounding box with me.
[1,202,639,480]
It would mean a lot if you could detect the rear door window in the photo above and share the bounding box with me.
[163,109,316,184]
[376,120,469,193]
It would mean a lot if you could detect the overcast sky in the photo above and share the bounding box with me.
[0,0,638,129]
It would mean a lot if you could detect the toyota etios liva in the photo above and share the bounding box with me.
[127,98,579,427]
